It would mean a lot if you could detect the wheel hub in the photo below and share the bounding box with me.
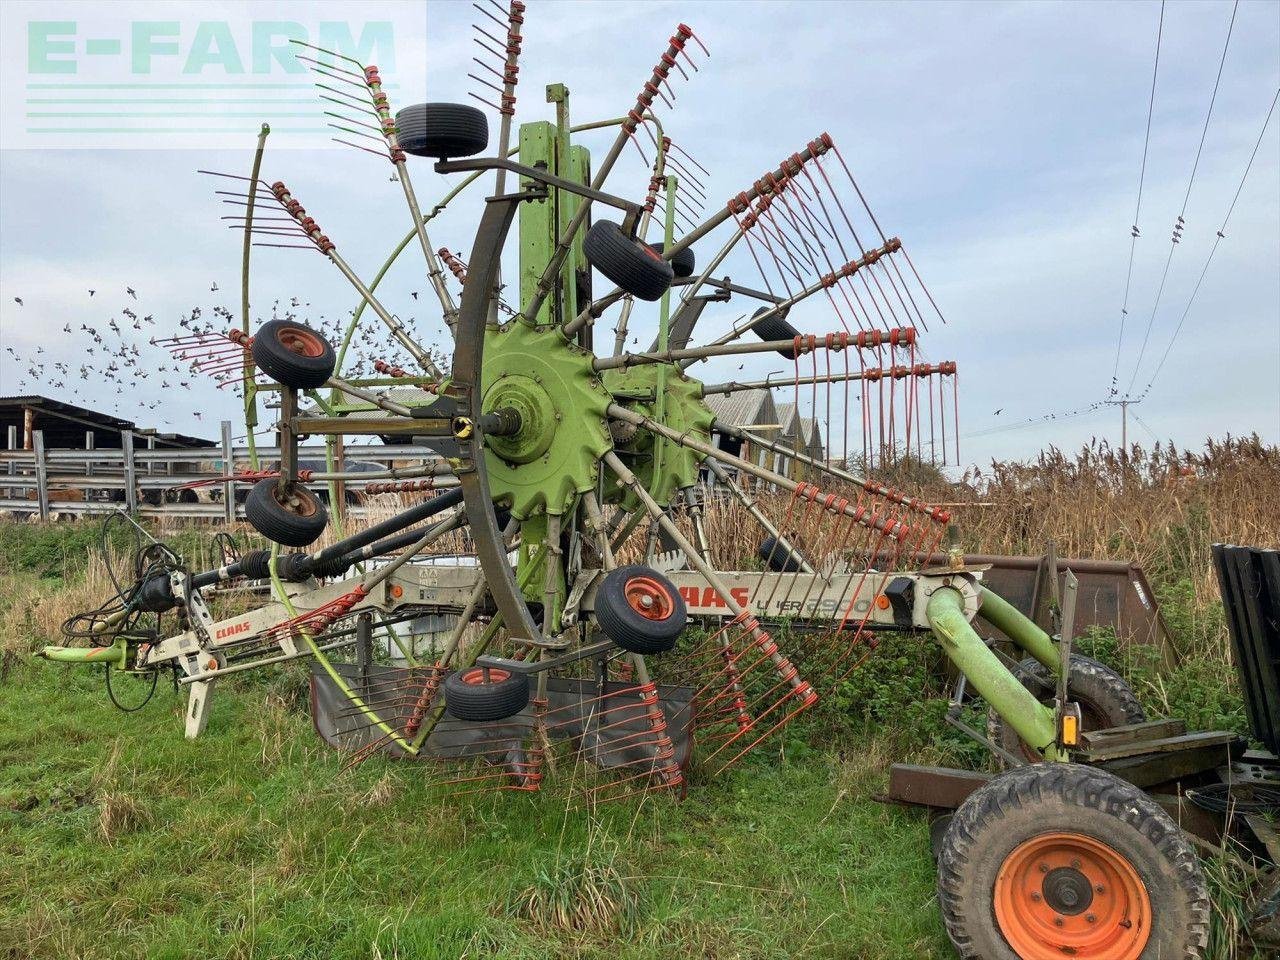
[1042,866,1094,915]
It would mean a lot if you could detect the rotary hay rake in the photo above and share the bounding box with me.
[40,10,1228,958]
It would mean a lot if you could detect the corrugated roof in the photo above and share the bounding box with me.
[705,389,776,430]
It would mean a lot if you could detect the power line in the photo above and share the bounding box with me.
[1136,86,1280,400]
[1109,0,1166,398]
[1124,0,1239,398]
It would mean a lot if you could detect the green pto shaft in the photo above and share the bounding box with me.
[926,587,1064,761]
[40,636,127,668]
[976,585,1061,674]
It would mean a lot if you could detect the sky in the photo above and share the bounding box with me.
[0,0,1277,469]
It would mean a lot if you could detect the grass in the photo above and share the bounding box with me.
[0,663,946,960]
[1,434,1276,958]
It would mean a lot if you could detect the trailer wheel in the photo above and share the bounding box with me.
[749,305,799,358]
[937,763,1209,960]
[584,221,674,302]
[595,565,686,654]
[244,479,328,547]
[443,666,530,722]
[646,241,696,279]
[988,655,1146,764]
[396,102,489,159]
[758,535,804,573]
[251,319,335,390]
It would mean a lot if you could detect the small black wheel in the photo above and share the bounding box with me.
[244,479,328,548]
[749,305,800,358]
[251,320,335,390]
[594,565,687,654]
[987,654,1146,764]
[396,103,489,160]
[646,241,696,279]
[443,666,530,722]
[758,535,804,573]
[937,763,1210,960]
[584,221,674,302]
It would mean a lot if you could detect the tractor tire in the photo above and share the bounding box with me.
[988,655,1146,765]
[251,320,335,390]
[748,305,800,358]
[443,666,530,722]
[937,762,1210,960]
[244,479,328,548]
[396,102,489,160]
[758,535,804,573]
[646,241,696,279]
[584,221,674,302]
[594,565,687,654]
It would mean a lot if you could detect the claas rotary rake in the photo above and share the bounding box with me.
[40,10,1224,958]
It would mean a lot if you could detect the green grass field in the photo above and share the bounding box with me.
[1,661,951,960]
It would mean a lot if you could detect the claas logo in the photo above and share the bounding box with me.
[678,585,749,608]
[214,621,252,640]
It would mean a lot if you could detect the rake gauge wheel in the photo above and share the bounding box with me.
[987,655,1146,765]
[595,566,687,654]
[758,535,804,573]
[251,320,336,390]
[749,305,799,358]
[584,221,675,301]
[937,763,1210,960]
[244,479,329,548]
[646,241,696,279]
[443,666,531,722]
[396,103,489,160]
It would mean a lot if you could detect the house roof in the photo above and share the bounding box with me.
[705,389,777,431]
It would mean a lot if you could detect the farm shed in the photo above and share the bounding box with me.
[703,389,780,479]
[0,395,213,451]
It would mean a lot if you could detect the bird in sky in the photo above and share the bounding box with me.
[13,297,21,306]
[993,408,1003,416]
[127,287,137,299]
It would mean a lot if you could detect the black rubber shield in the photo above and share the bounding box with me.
[251,319,336,390]
[396,103,489,160]
[244,479,329,548]
[584,221,675,302]
[594,565,687,655]
[937,763,1210,959]
[443,668,531,722]
[749,306,800,359]
[647,241,696,279]
[758,535,804,573]
[987,654,1146,764]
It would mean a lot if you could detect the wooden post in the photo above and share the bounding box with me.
[23,406,34,450]
[221,420,235,524]
[5,425,15,500]
[33,430,49,520]
[121,430,138,514]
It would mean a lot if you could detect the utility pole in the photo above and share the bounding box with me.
[1104,398,1140,458]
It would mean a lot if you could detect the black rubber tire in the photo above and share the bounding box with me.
[244,479,328,548]
[396,103,489,160]
[758,535,804,573]
[749,306,800,358]
[646,242,696,279]
[584,221,674,302]
[251,319,335,390]
[988,654,1146,764]
[937,763,1210,960]
[443,666,530,722]
[594,565,687,654]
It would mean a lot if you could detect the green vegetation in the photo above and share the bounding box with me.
[1,436,1274,958]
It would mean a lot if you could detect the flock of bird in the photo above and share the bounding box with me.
[3,285,451,437]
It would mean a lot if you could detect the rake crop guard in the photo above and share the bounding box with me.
[39,10,1271,958]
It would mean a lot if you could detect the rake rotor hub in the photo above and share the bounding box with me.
[479,323,610,519]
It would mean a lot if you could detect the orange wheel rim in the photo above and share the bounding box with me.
[461,667,510,686]
[276,326,325,358]
[271,484,317,518]
[624,575,674,621]
[995,832,1151,960]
